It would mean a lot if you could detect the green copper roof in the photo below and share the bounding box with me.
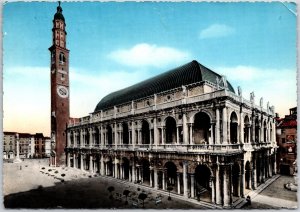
[94,60,235,112]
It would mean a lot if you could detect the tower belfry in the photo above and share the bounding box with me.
[49,2,70,166]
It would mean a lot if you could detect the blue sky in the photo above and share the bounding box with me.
[3,2,297,136]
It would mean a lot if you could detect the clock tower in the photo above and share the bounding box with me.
[49,2,70,166]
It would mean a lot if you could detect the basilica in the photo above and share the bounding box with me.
[50,3,277,208]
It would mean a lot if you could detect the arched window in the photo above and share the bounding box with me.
[244,116,250,143]
[193,112,211,144]
[59,52,66,64]
[230,112,238,144]
[165,117,177,144]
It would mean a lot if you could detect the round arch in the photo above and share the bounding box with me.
[193,112,211,144]
[107,125,113,145]
[232,162,240,196]
[164,161,178,186]
[195,164,212,190]
[165,117,177,144]
[122,122,129,144]
[245,161,251,189]
[230,111,238,144]
[122,157,130,179]
[141,120,150,144]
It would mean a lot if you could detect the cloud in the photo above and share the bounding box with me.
[199,24,235,39]
[108,43,191,68]
[214,66,296,116]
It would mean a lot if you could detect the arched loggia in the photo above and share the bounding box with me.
[194,112,211,144]
[165,117,177,144]
[142,120,150,144]
[230,112,238,144]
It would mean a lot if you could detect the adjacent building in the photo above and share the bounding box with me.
[3,132,50,159]
[276,107,297,175]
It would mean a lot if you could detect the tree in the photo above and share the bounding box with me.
[107,186,115,199]
[138,193,147,208]
[123,190,130,205]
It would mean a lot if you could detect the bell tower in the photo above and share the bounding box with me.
[49,1,70,166]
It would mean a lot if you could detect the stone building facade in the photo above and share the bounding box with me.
[276,107,297,175]
[65,60,277,207]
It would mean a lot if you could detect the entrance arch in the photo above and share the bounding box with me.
[141,159,150,185]
[194,112,211,144]
[232,162,240,196]
[245,161,251,189]
[122,157,130,179]
[165,117,177,144]
[165,161,177,187]
[195,164,211,195]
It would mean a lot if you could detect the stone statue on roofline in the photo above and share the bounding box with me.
[267,101,270,113]
[237,86,242,96]
[221,75,228,88]
[260,97,263,108]
[250,92,255,103]
[182,85,187,97]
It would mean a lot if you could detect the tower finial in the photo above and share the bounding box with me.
[58,1,61,7]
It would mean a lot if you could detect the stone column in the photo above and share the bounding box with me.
[114,157,118,178]
[211,176,215,204]
[67,131,71,147]
[189,123,193,144]
[162,171,166,190]
[149,129,153,146]
[67,152,71,167]
[240,110,244,144]
[252,164,257,189]
[154,168,158,189]
[132,122,135,147]
[73,132,77,147]
[132,163,136,182]
[183,162,188,197]
[140,167,143,183]
[149,169,153,187]
[89,129,93,147]
[215,164,221,204]
[223,166,231,207]
[176,126,180,144]
[114,123,118,148]
[183,113,189,144]
[216,108,220,144]
[73,153,77,168]
[161,127,165,145]
[222,106,228,144]
[80,129,84,147]
[80,154,84,171]
[190,174,195,198]
[154,118,159,148]
[176,173,180,194]
[89,155,93,172]
[240,160,245,197]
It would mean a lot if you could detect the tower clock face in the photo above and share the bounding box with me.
[57,85,69,98]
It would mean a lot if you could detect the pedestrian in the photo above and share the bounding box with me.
[246,195,251,205]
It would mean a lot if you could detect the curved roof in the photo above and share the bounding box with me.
[94,60,235,112]
[54,5,65,22]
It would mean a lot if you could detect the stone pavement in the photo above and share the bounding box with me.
[236,175,298,209]
[3,159,207,209]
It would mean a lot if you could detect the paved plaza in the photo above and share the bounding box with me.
[3,159,298,209]
[3,159,206,209]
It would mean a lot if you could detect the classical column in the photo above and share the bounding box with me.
[67,152,71,167]
[190,174,195,198]
[223,166,231,207]
[80,129,84,147]
[176,127,180,144]
[209,123,214,145]
[114,123,118,148]
[161,127,165,145]
[132,163,136,182]
[73,132,77,147]
[114,157,118,178]
[189,123,193,144]
[215,164,221,205]
[154,118,159,148]
[211,176,215,204]
[140,167,143,183]
[240,160,245,197]
[154,168,158,189]
[67,131,71,147]
[150,169,153,187]
[240,110,244,144]
[177,172,181,194]
[162,171,166,190]
[222,106,228,144]
[252,164,257,189]
[132,122,136,147]
[89,129,93,147]
[183,113,189,144]
[80,154,84,171]
[89,155,93,172]
[183,162,188,197]
[73,153,77,168]
[138,129,142,145]
[216,108,220,144]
